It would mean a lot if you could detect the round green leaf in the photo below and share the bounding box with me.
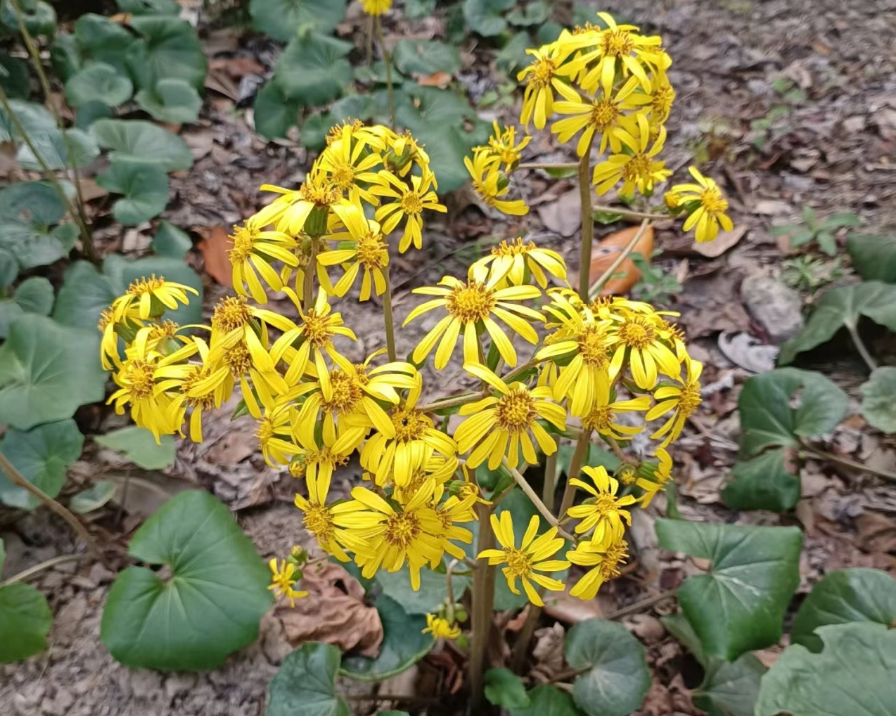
[721,448,801,512]
[509,685,584,716]
[780,281,896,364]
[136,78,202,124]
[75,100,113,129]
[151,220,192,259]
[16,126,100,172]
[52,260,116,330]
[0,182,73,270]
[70,480,117,514]
[860,366,896,433]
[847,234,896,283]
[101,490,272,669]
[507,1,549,26]
[392,40,461,76]
[299,112,335,151]
[485,667,531,708]
[0,98,54,142]
[249,0,347,42]
[0,249,16,287]
[564,619,650,716]
[0,52,29,99]
[0,582,52,663]
[50,32,81,82]
[103,254,204,326]
[405,0,436,19]
[125,16,207,91]
[0,276,54,339]
[90,118,194,171]
[692,654,766,716]
[97,159,170,225]
[756,623,896,716]
[463,0,514,37]
[116,0,180,14]
[0,419,83,510]
[273,33,353,106]
[791,568,896,652]
[0,315,106,430]
[95,426,176,470]
[65,62,133,108]
[266,642,349,716]
[73,14,133,76]
[340,595,432,681]
[0,0,56,36]
[253,81,300,140]
[656,519,803,661]
[738,368,848,458]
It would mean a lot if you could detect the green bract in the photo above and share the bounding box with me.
[95,426,176,470]
[90,118,193,171]
[250,0,347,42]
[0,419,83,510]
[266,642,350,716]
[97,159,171,225]
[860,366,896,433]
[101,490,271,669]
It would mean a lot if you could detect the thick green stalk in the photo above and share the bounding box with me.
[559,428,591,519]
[383,262,397,362]
[577,144,595,301]
[468,501,496,712]
[304,236,319,308]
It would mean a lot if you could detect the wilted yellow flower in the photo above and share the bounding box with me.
[469,238,567,288]
[565,465,636,545]
[294,492,352,562]
[464,149,528,216]
[110,275,197,322]
[650,70,675,124]
[567,538,629,600]
[423,614,461,640]
[268,558,308,607]
[479,121,531,172]
[646,356,703,447]
[372,168,446,252]
[674,167,733,243]
[636,448,673,506]
[288,428,352,506]
[592,119,671,197]
[229,218,298,303]
[478,512,569,606]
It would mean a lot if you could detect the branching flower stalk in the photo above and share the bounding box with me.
[94,11,734,710]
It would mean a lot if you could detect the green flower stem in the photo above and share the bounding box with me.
[588,218,651,300]
[0,451,103,562]
[374,15,395,130]
[383,262,398,362]
[502,458,576,543]
[519,162,579,170]
[304,236,319,308]
[0,554,83,588]
[542,451,558,511]
[468,500,496,712]
[418,359,540,413]
[846,323,877,372]
[558,428,592,520]
[577,137,596,301]
[801,443,896,484]
[592,202,669,221]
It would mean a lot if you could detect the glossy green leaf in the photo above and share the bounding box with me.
[721,448,800,512]
[564,619,650,716]
[860,366,896,433]
[71,480,117,514]
[656,519,803,661]
[253,81,300,140]
[737,368,847,458]
[0,582,52,663]
[250,0,347,42]
[756,623,896,716]
[273,33,353,106]
[0,419,83,510]
[101,490,272,669]
[65,62,133,108]
[847,234,896,283]
[791,568,896,652]
[116,0,180,14]
[692,654,766,716]
[0,316,106,430]
[125,16,207,90]
[97,159,170,225]
[662,612,706,664]
[95,426,176,470]
[393,40,461,76]
[340,595,432,681]
[463,0,514,36]
[0,182,74,271]
[779,281,896,364]
[485,667,531,708]
[266,642,349,716]
[509,685,585,716]
[0,0,56,36]
[90,118,193,171]
[151,221,192,259]
[136,78,202,124]
[0,276,54,339]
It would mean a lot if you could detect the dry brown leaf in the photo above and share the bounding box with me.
[856,512,896,554]
[417,71,452,88]
[276,561,383,657]
[691,224,748,258]
[210,57,265,78]
[537,189,581,237]
[544,590,603,623]
[197,225,233,287]
[590,224,655,295]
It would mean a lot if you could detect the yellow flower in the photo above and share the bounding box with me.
[469,238,567,288]
[359,372,457,487]
[423,614,461,640]
[518,43,572,129]
[431,484,476,559]
[288,428,352,506]
[674,167,734,243]
[479,121,531,171]
[664,189,682,211]
[318,202,390,300]
[606,310,681,390]
[361,0,391,13]
[256,401,303,467]
[551,75,651,156]
[567,538,629,600]
[577,13,664,96]
[464,149,529,216]
[268,558,308,607]
[384,130,432,180]
[649,70,675,124]
[372,168,446,252]
[229,218,298,303]
[580,383,652,441]
[636,448,673,507]
[318,124,385,205]
[565,465,637,544]
[404,275,542,369]
[646,356,702,447]
[255,165,350,236]
[110,275,198,322]
[455,363,566,470]
[592,118,671,197]
[294,492,352,562]
[478,512,569,606]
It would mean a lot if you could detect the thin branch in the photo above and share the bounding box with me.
[558,428,591,519]
[502,458,577,543]
[803,443,896,484]
[418,391,483,414]
[518,161,579,170]
[588,218,651,299]
[604,588,677,620]
[577,138,596,301]
[0,554,83,588]
[846,323,877,372]
[592,203,668,222]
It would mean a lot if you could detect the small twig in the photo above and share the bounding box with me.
[802,443,896,484]
[592,203,668,222]
[558,429,591,519]
[577,137,596,301]
[604,588,677,620]
[588,218,651,299]
[418,391,484,414]
[519,162,579,170]
[0,554,83,588]
[846,323,877,372]
[502,458,576,543]
[540,665,591,685]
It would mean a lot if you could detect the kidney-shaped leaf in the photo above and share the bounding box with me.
[847,234,896,283]
[250,0,347,42]
[485,667,530,709]
[90,118,193,171]
[0,419,84,510]
[0,582,52,663]
[0,181,75,271]
[101,490,272,670]
[791,568,896,652]
[273,32,353,106]
[0,276,54,339]
[721,447,801,513]
[266,642,349,716]
[564,619,651,716]
[52,260,116,330]
[0,316,106,430]
[860,366,896,434]
[151,221,192,259]
[779,281,896,364]
[692,653,766,716]
[136,78,202,124]
[97,159,170,225]
[95,426,176,470]
[125,16,207,90]
[392,40,461,76]
[756,623,896,716]
[656,519,803,661]
[65,62,133,108]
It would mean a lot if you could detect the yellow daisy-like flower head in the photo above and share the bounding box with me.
[423,613,461,640]
[464,148,529,216]
[384,129,431,179]
[255,164,347,237]
[480,120,531,172]
[606,309,681,390]
[110,275,198,322]
[469,237,567,289]
[256,401,302,467]
[578,12,664,96]
[404,274,542,370]
[287,426,353,506]
[372,168,446,252]
[318,123,385,205]
[478,512,569,606]
[592,117,671,197]
[518,42,573,129]
[650,70,675,124]
[674,167,734,243]
[455,363,566,470]
[229,218,298,304]
[565,465,637,545]
[294,492,352,562]
[319,202,390,301]
[646,356,703,447]
[635,448,673,507]
[581,383,652,441]
[567,537,629,600]
[268,558,308,607]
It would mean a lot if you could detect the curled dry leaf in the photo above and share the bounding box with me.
[196,225,233,287]
[589,224,655,296]
[275,561,384,657]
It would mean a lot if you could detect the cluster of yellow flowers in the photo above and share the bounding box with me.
[469,12,733,243]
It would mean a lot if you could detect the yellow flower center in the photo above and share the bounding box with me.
[590,99,620,131]
[594,492,621,515]
[530,56,555,88]
[356,232,388,269]
[619,466,636,485]
[255,417,275,444]
[392,407,429,442]
[302,503,335,541]
[329,164,356,190]
[212,296,252,332]
[400,190,423,215]
[127,275,165,296]
[678,381,702,416]
[494,389,537,433]
[492,237,533,257]
[578,325,611,368]
[301,310,335,348]
[582,405,613,432]
[126,360,155,399]
[618,317,656,349]
[601,539,629,580]
[300,179,341,207]
[147,320,179,342]
[289,456,307,478]
[700,188,728,215]
[653,85,674,116]
[321,371,363,414]
[446,281,496,324]
[383,510,421,548]
[223,342,252,376]
[181,367,216,409]
[229,224,257,262]
[621,155,653,184]
[602,29,634,57]
[503,547,533,579]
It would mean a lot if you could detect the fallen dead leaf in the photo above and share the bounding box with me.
[857,512,896,554]
[544,590,604,623]
[589,224,655,295]
[210,57,265,78]
[691,224,748,258]
[717,331,778,373]
[276,561,383,657]
[76,178,109,203]
[197,225,233,287]
[536,188,581,237]
[417,71,452,88]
